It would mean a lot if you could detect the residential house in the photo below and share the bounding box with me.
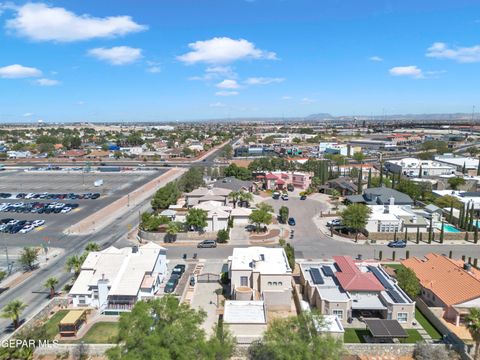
[228,247,292,311]
[212,177,257,193]
[346,187,414,206]
[300,256,415,327]
[258,171,313,190]
[402,253,480,326]
[385,158,456,177]
[366,204,429,233]
[184,186,231,207]
[326,177,357,196]
[69,242,167,314]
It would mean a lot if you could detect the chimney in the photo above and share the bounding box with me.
[464,263,472,272]
[390,197,395,206]
[132,245,138,253]
[412,216,417,224]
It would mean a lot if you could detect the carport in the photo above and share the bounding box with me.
[364,319,408,343]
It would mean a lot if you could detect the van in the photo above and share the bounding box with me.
[197,240,217,248]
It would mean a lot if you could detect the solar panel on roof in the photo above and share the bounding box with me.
[322,266,334,277]
[387,289,405,304]
[368,266,393,290]
[310,268,324,285]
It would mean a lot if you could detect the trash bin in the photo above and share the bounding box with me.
[183,253,187,260]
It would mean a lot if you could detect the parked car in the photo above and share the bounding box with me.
[32,220,45,227]
[197,240,217,248]
[172,264,186,276]
[281,193,289,201]
[287,184,294,192]
[300,195,307,200]
[272,191,280,200]
[288,217,296,226]
[327,219,342,227]
[164,277,179,293]
[387,240,407,248]
[19,225,34,234]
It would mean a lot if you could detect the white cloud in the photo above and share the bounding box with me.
[177,37,277,64]
[216,79,239,89]
[189,66,237,81]
[215,91,239,96]
[281,96,292,100]
[369,56,383,62]
[146,61,161,73]
[209,102,226,107]
[389,65,423,78]
[88,46,142,65]
[0,64,41,78]
[35,78,60,86]
[23,112,33,117]
[426,42,480,63]
[301,97,316,104]
[6,3,147,42]
[244,77,284,85]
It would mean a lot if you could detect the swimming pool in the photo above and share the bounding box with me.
[436,223,461,233]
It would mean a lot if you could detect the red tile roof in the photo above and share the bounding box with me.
[402,253,480,306]
[265,173,278,180]
[276,179,285,185]
[333,256,384,292]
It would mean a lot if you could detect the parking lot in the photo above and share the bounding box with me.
[0,170,166,248]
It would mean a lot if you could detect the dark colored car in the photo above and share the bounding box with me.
[164,277,179,293]
[197,240,217,248]
[300,195,307,200]
[387,240,407,248]
[91,193,100,199]
[172,264,186,276]
[288,217,296,226]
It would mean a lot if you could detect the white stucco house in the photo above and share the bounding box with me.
[69,242,167,314]
[228,247,292,311]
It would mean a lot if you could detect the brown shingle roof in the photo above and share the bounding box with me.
[402,253,480,306]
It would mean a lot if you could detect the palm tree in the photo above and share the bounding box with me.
[84,242,100,252]
[466,308,480,360]
[44,277,59,298]
[65,255,82,277]
[1,300,27,329]
[239,191,253,207]
[228,191,241,208]
[166,221,182,243]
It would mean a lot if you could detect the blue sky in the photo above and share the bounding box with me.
[0,0,480,122]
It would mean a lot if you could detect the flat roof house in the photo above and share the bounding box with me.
[69,242,167,314]
[385,158,456,177]
[402,253,480,327]
[228,247,292,311]
[299,256,415,328]
[223,300,268,344]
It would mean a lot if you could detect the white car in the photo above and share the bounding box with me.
[19,225,34,233]
[281,194,289,201]
[32,220,45,227]
[327,219,342,227]
[55,203,65,209]
[25,193,36,199]
[61,207,72,213]
[7,220,19,225]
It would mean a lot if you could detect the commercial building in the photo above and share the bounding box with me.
[434,154,479,176]
[403,253,480,327]
[300,256,415,327]
[69,242,167,313]
[385,158,456,177]
[228,247,292,311]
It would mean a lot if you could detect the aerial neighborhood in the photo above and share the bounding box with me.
[1,1,480,360]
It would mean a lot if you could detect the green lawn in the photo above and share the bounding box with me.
[76,322,119,344]
[384,263,405,271]
[399,329,423,343]
[42,310,69,340]
[415,308,442,340]
[344,328,369,343]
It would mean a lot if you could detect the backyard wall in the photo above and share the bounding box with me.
[138,229,217,242]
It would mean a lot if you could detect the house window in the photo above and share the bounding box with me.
[332,309,343,320]
[397,312,408,323]
[278,282,283,286]
[268,282,272,286]
[273,282,277,286]
[240,276,248,286]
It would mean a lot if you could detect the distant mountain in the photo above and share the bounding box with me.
[305,113,335,120]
